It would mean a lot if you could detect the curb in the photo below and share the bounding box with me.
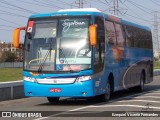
[0,80,25,101]
[0,70,160,101]
[153,69,160,76]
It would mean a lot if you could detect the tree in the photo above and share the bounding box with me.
[0,51,16,62]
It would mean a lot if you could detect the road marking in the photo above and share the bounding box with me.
[118,99,160,103]
[128,96,160,99]
[91,104,160,110]
[34,105,94,120]
[151,91,160,93]
[35,104,160,119]
[34,89,160,120]
[143,93,160,95]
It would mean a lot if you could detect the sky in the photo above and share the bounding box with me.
[0,0,160,47]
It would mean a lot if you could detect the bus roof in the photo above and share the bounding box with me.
[30,8,150,31]
[30,8,103,18]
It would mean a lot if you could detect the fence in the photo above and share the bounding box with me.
[0,62,23,68]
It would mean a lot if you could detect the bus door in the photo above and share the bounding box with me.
[94,16,105,94]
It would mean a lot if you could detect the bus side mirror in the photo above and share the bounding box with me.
[13,27,26,48]
[89,24,97,47]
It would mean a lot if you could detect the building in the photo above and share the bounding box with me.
[0,42,23,62]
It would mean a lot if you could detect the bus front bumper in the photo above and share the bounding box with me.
[24,80,95,97]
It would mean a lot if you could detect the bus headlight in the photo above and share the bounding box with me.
[76,76,91,82]
[24,76,37,83]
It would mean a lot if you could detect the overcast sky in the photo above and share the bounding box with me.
[0,0,160,46]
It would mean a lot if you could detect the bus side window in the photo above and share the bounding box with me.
[115,23,125,47]
[126,25,135,48]
[140,29,146,48]
[94,17,105,73]
[146,31,153,49]
[105,21,116,45]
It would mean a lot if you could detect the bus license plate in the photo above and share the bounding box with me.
[50,88,61,92]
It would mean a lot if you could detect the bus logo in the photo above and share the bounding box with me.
[53,79,57,83]
[27,27,32,32]
[60,59,64,64]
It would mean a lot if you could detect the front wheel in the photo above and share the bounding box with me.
[99,82,111,102]
[47,97,60,103]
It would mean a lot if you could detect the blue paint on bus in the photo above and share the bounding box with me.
[23,8,153,101]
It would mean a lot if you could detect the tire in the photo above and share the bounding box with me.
[99,82,111,102]
[137,72,145,92]
[47,97,60,103]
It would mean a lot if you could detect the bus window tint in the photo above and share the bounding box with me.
[126,25,135,48]
[126,25,152,49]
[34,23,57,38]
[94,17,105,73]
[105,21,116,45]
[115,23,125,47]
[146,31,153,49]
[138,29,146,48]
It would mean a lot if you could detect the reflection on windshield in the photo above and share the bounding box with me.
[34,23,56,38]
[60,38,91,58]
[56,18,91,71]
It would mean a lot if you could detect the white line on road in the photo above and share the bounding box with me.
[118,99,160,103]
[151,91,160,93]
[144,93,160,95]
[34,89,160,120]
[35,104,160,119]
[34,105,94,120]
[91,104,160,110]
[128,96,160,99]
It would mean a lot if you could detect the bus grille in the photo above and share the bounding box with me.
[36,78,76,84]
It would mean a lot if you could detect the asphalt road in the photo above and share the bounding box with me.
[0,76,160,120]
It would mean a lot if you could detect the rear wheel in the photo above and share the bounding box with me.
[137,72,145,92]
[47,97,60,103]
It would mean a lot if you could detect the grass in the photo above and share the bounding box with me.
[0,68,23,82]
[0,61,159,82]
[154,61,160,69]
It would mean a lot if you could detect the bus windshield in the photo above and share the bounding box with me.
[24,18,91,72]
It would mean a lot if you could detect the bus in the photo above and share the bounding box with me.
[13,8,153,103]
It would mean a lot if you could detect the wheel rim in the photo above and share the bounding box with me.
[105,83,110,100]
[140,74,144,90]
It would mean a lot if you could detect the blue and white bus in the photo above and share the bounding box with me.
[13,8,153,102]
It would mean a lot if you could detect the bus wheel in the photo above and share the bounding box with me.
[47,97,60,103]
[100,82,111,102]
[137,72,145,92]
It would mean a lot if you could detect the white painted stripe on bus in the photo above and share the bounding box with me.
[122,60,143,89]
[118,99,160,103]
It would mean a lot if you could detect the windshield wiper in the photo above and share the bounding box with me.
[38,38,54,73]
[38,48,52,73]
[59,48,73,72]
